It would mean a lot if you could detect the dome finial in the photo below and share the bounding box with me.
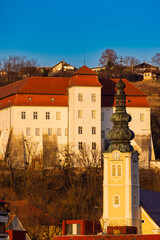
[107,79,134,152]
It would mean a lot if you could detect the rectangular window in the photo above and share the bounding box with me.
[101,130,105,138]
[91,93,96,102]
[35,128,40,136]
[78,93,83,101]
[92,142,96,150]
[65,128,68,136]
[92,110,96,118]
[78,110,82,118]
[92,127,96,134]
[46,112,50,120]
[56,112,61,120]
[57,128,61,136]
[140,113,144,122]
[26,127,30,136]
[48,128,52,136]
[78,142,83,150]
[101,112,104,121]
[21,111,26,119]
[33,112,38,119]
[78,126,82,134]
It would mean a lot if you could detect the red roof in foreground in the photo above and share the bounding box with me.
[0,67,150,108]
[53,235,160,240]
[0,77,69,98]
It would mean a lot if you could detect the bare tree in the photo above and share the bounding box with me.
[24,139,41,168]
[123,56,140,67]
[99,49,118,67]
[153,53,160,68]
[0,55,38,85]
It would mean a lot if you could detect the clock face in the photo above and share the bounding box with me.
[113,151,120,160]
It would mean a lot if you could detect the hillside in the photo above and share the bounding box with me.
[133,81,160,159]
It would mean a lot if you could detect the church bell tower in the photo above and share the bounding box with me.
[102,79,140,233]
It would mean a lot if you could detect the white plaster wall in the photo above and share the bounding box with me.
[0,106,68,158]
[101,106,151,152]
[68,86,101,153]
[0,108,12,157]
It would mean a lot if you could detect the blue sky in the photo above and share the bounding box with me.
[1,0,160,68]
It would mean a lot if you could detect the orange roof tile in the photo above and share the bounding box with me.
[0,67,150,109]
[0,77,69,99]
[100,79,150,107]
[68,75,102,88]
[73,65,97,75]
[100,78,147,96]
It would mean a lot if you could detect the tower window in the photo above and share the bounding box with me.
[78,126,82,134]
[78,110,82,118]
[92,127,96,134]
[112,165,116,176]
[114,196,120,205]
[26,127,30,136]
[91,93,96,102]
[92,142,96,150]
[21,111,26,119]
[33,112,38,119]
[140,113,144,122]
[92,110,96,118]
[35,128,40,136]
[48,128,52,136]
[78,93,83,101]
[117,165,121,176]
[46,112,50,119]
[57,128,61,136]
[112,164,122,177]
[78,142,83,150]
[56,112,61,120]
[65,128,68,136]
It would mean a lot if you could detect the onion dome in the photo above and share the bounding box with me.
[107,79,134,152]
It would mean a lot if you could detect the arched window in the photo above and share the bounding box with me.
[117,165,121,176]
[112,165,116,176]
[114,196,120,205]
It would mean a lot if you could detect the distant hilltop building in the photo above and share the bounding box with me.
[48,61,77,76]
[0,66,154,169]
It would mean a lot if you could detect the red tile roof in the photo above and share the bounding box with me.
[100,78,147,96]
[100,79,150,107]
[0,77,69,98]
[73,65,97,75]
[68,75,102,88]
[0,68,150,109]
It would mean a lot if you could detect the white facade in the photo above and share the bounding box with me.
[0,66,154,168]
[68,86,101,153]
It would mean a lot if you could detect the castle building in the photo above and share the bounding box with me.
[0,66,153,168]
